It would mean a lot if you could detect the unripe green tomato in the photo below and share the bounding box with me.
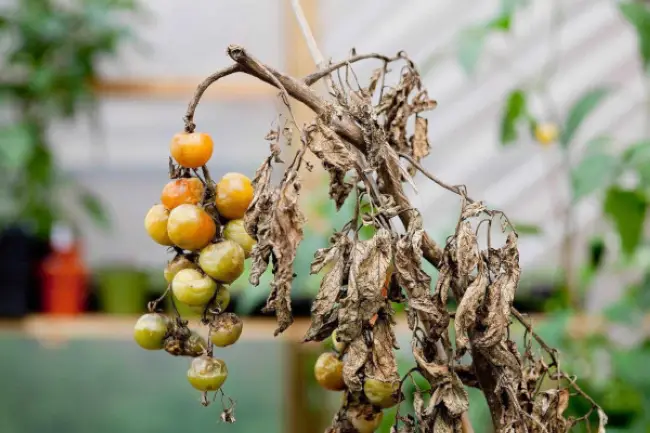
[198,240,245,283]
[314,352,345,391]
[363,378,400,408]
[210,313,243,347]
[187,355,228,391]
[133,313,170,350]
[331,329,347,353]
[348,405,383,433]
[164,255,198,284]
[223,219,256,258]
[172,268,217,306]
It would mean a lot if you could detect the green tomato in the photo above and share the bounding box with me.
[347,405,383,433]
[210,313,243,347]
[332,329,347,353]
[198,240,245,283]
[164,255,198,284]
[186,330,208,356]
[189,285,231,314]
[363,378,400,408]
[133,313,170,350]
[187,355,228,391]
[314,352,345,391]
[172,268,217,306]
[223,219,256,258]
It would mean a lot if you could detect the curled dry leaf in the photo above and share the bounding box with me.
[364,315,400,383]
[304,233,352,342]
[246,161,305,335]
[342,336,369,392]
[395,212,449,340]
[407,116,429,176]
[338,229,392,342]
[308,118,359,209]
[454,262,489,357]
[455,220,479,277]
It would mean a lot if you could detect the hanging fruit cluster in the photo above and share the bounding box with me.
[138,130,254,406]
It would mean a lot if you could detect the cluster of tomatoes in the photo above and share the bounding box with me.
[313,330,398,432]
[136,131,256,395]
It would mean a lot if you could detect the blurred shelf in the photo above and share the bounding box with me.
[0,312,644,344]
[93,77,274,99]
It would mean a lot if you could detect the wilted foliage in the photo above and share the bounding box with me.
[174,44,607,433]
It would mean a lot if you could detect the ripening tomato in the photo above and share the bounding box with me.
[363,378,400,408]
[331,329,347,353]
[144,204,174,246]
[133,313,170,350]
[347,405,383,433]
[198,240,245,283]
[170,132,214,169]
[314,352,345,391]
[167,204,216,251]
[187,355,228,391]
[210,313,243,347]
[161,177,204,210]
[215,172,254,220]
[172,268,217,306]
[223,219,256,257]
[164,255,198,284]
[534,122,559,146]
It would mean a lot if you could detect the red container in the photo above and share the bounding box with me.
[40,224,88,315]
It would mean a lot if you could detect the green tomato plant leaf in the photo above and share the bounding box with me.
[457,26,486,75]
[560,88,609,147]
[0,123,35,170]
[604,187,647,256]
[508,221,542,235]
[619,2,650,71]
[623,139,650,185]
[500,89,527,145]
[571,152,618,202]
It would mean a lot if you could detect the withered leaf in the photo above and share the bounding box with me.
[256,171,306,335]
[460,201,486,220]
[473,274,510,349]
[367,68,382,96]
[364,316,399,382]
[303,234,350,341]
[454,264,488,357]
[342,336,368,392]
[339,230,392,341]
[455,221,479,276]
[410,90,438,114]
[407,116,430,175]
[441,382,469,417]
[597,408,608,433]
[246,156,276,285]
[396,212,449,340]
[413,347,451,388]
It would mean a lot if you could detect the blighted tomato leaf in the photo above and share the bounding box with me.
[364,316,399,382]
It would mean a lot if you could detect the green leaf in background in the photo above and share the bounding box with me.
[457,26,486,75]
[571,152,618,202]
[0,124,34,169]
[619,2,650,71]
[500,89,527,145]
[509,221,542,235]
[560,88,609,147]
[604,187,647,256]
[623,139,650,185]
[79,190,111,230]
[488,0,530,31]
[612,347,650,388]
[534,310,571,350]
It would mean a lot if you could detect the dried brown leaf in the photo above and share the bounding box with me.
[454,265,488,357]
[441,382,469,417]
[304,233,351,341]
[255,171,305,335]
[413,347,451,388]
[410,90,438,114]
[472,274,510,349]
[455,221,479,276]
[364,316,399,382]
[342,336,369,392]
[367,68,382,96]
[408,116,430,175]
[460,201,486,220]
[597,408,608,433]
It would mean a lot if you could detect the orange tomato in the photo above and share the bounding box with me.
[144,204,174,246]
[215,172,254,220]
[170,132,214,168]
[167,204,216,250]
[161,177,204,210]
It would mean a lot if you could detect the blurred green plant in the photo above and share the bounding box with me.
[437,1,650,431]
[0,0,138,238]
